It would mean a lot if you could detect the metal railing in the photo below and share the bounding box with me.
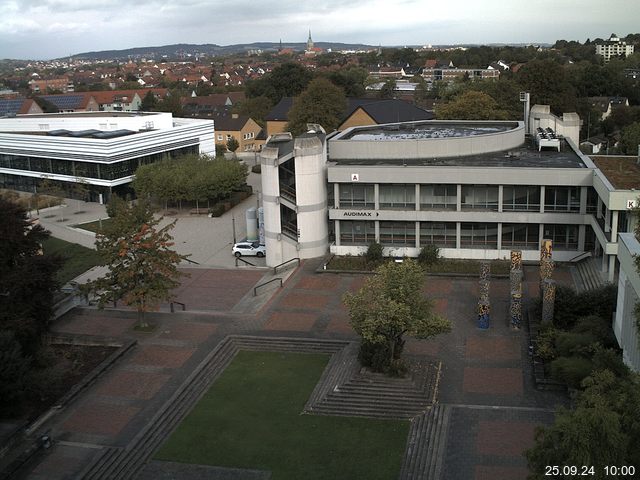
[568,251,592,263]
[274,257,300,275]
[170,301,186,313]
[254,278,283,296]
[235,256,255,267]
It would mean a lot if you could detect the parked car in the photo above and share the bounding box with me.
[232,241,266,257]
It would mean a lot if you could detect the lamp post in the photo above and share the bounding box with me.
[232,213,237,244]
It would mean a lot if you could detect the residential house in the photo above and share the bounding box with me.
[595,34,634,63]
[38,93,99,112]
[588,96,630,120]
[29,77,73,93]
[215,113,263,152]
[0,98,44,116]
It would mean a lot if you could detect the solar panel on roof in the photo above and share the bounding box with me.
[69,129,101,137]
[91,129,135,139]
[41,95,84,109]
[48,129,71,136]
[0,99,24,115]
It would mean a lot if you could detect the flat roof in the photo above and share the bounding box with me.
[16,111,160,119]
[329,137,587,169]
[590,155,640,189]
[343,122,516,141]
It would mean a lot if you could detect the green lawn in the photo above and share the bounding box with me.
[73,217,113,233]
[155,351,409,480]
[41,237,102,284]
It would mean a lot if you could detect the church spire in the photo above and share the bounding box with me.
[307,29,314,51]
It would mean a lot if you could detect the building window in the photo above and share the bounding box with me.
[460,223,498,248]
[586,187,598,214]
[379,184,415,210]
[217,134,223,141]
[340,220,375,245]
[502,186,540,211]
[544,186,580,212]
[461,185,498,210]
[502,223,539,249]
[544,224,579,250]
[420,222,456,247]
[339,184,375,209]
[380,221,415,246]
[226,135,232,141]
[420,184,456,210]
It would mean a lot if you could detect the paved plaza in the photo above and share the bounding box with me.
[18,256,575,480]
[14,178,577,479]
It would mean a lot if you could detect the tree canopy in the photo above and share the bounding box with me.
[245,62,314,104]
[286,77,347,135]
[343,259,451,373]
[436,90,510,120]
[133,154,248,210]
[619,122,640,155]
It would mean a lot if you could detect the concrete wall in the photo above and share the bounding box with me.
[614,233,640,372]
[260,145,283,267]
[1,111,174,131]
[329,121,524,160]
[529,105,581,146]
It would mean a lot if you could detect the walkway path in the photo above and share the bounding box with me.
[21,260,574,480]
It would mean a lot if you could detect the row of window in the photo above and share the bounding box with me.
[339,221,579,250]
[0,146,198,181]
[337,184,588,212]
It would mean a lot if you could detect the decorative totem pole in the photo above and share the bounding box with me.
[477,261,491,329]
[509,250,523,329]
[539,239,556,324]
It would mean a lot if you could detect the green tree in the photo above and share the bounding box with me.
[378,78,397,99]
[517,59,577,114]
[286,77,347,135]
[343,259,451,373]
[233,95,273,126]
[527,369,640,479]
[245,62,313,104]
[328,66,369,97]
[619,122,640,155]
[0,197,61,355]
[435,90,509,120]
[87,199,188,328]
[226,136,240,153]
[140,90,158,111]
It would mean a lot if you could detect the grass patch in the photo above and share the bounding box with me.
[73,217,113,233]
[155,351,409,480]
[41,237,102,284]
[327,255,510,275]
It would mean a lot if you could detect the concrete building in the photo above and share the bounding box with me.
[259,106,640,285]
[614,233,640,372]
[595,34,635,63]
[0,111,215,203]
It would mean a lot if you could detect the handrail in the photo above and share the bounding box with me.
[235,256,255,267]
[254,278,283,296]
[274,257,300,275]
[568,251,592,263]
[170,301,186,313]
[184,257,200,265]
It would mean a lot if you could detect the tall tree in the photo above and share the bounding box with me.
[343,259,451,373]
[0,197,61,355]
[619,122,640,155]
[435,90,510,120]
[87,199,188,328]
[517,59,578,114]
[286,77,347,135]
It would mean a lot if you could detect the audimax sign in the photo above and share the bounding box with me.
[343,211,379,217]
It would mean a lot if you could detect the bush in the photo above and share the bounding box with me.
[358,340,406,376]
[365,242,384,265]
[0,331,31,413]
[535,325,558,362]
[591,348,631,379]
[209,204,226,217]
[252,164,262,174]
[550,356,594,388]
[417,244,440,266]
[554,331,600,357]
[571,315,617,348]
[552,284,617,330]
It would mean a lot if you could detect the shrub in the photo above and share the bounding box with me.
[571,315,617,349]
[550,356,594,388]
[0,331,31,413]
[209,204,226,217]
[591,348,631,379]
[365,242,384,265]
[554,331,599,357]
[358,340,406,375]
[552,284,617,329]
[252,164,262,174]
[417,244,440,266]
[535,325,558,362]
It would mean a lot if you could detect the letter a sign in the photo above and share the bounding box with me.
[351,173,359,182]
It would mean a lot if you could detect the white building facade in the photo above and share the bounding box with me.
[0,111,215,202]
[614,233,640,372]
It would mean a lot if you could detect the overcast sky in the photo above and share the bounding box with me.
[1,0,639,60]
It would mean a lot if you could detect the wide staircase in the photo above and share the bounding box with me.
[574,256,607,292]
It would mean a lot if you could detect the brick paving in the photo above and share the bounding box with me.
[21,260,574,479]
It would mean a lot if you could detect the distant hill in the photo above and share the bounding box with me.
[68,42,377,61]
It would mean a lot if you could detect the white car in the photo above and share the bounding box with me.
[232,241,266,257]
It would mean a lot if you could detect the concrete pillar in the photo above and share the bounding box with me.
[579,186,588,215]
[375,221,380,243]
[539,185,545,213]
[456,222,461,249]
[611,211,619,242]
[456,184,462,212]
[415,221,420,248]
[497,223,502,250]
[538,224,545,246]
[605,208,611,233]
[578,224,586,251]
[333,183,340,209]
[374,184,379,210]
[415,184,420,211]
[498,185,503,213]
[335,220,341,246]
[609,255,616,283]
